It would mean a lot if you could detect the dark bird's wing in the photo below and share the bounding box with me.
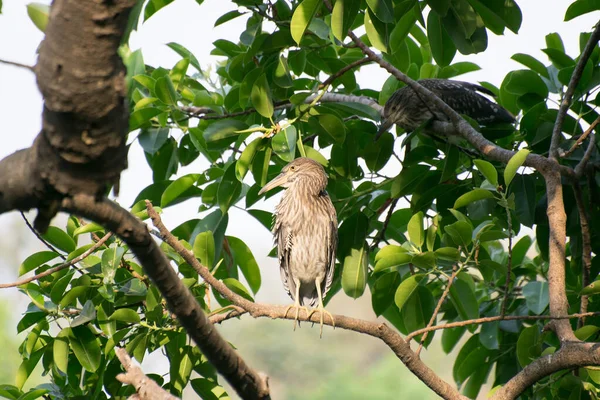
[421,79,515,125]
[274,218,295,300]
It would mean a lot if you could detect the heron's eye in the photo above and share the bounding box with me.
[290,165,297,172]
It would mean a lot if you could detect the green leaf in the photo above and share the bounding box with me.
[374,253,412,273]
[161,174,200,207]
[574,325,599,341]
[522,281,549,315]
[581,280,600,295]
[366,0,394,23]
[101,246,125,284]
[511,53,549,79]
[318,114,346,144]
[427,11,456,67]
[517,325,542,367]
[565,0,600,21]
[364,9,388,52]
[50,270,74,304]
[371,272,401,316]
[291,0,321,45]
[504,148,530,187]
[227,236,261,294]
[203,120,248,143]
[191,378,227,400]
[427,0,451,16]
[250,74,274,118]
[504,70,548,98]
[68,326,101,372]
[129,107,162,131]
[19,251,60,276]
[53,328,70,373]
[453,188,494,209]
[71,300,96,327]
[109,308,141,324]
[217,162,242,213]
[449,273,479,322]
[435,247,460,261]
[331,0,360,40]
[222,278,254,302]
[394,274,425,310]
[473,159,498,186]
[407,212,424,248]
[169,58,189,89]
[342,245,368,298]
[155,75,178,105]
[442,325,466,353]
[166,42,202,72]
[237,137,265,181]
[391,165,430,198]
[272,125,297,162]
[59,285,88,308]
[193,231,215,268]
[444,220,473,247]
[215,10,245,27]
[26,3,49,32]
[0,385,23,400]
[41,226,76,253]
[364,132,394,171]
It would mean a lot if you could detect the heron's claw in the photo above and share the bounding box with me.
[283,304,310,331]
[306,306,335,338]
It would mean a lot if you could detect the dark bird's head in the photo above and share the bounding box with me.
[258,157,328,196]
[377,88,414,138]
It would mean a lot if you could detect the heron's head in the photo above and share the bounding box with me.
[258,157,328,196]
[376,87,409,138]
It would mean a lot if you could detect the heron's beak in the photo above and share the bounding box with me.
[375,119,393,140]
[258,172,288,195]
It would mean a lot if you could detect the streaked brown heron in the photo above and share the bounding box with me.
[377,78,515,138]
[258,157,337,337]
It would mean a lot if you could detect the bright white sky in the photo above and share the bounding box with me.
[0,0,598,396]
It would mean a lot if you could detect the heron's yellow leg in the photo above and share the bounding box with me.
[283,279,309,330]
[306,281,335,338]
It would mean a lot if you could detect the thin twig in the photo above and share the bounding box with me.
[501,200,513,317]
[0,58,34,71]
[416,266,458,356]
[561,115,600,157]
[574,182,592,328]
[0,232,112,289]
[550,22,600,159]
[575,133,596,177]
[21,212,66,259]
[320,58,371,88]
[370,198,398,251]
[406,311,600,342]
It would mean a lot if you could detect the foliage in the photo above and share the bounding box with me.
[6,0,600,399]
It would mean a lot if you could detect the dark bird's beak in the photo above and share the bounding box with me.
[258,172,288,195]
[375,119,393,140]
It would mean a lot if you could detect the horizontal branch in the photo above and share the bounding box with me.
[147,203,467,400]
[406,311,600,342]
[0,58,34,71]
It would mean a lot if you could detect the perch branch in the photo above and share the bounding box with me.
[561,115,600,158]
[320,57,371,88]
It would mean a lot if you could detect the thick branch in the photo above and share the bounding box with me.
[62,195,270,400]
[115,347,180,400]
[550,22,600,159]
[544,169,576,341]
[147,203,467,400]
[490,342,600,400]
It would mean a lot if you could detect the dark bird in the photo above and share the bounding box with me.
[377,78,515,138]
[258,157,337,336]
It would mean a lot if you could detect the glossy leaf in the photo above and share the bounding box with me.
[342,245,368,298]
[193,231,215,268]
[68,326,101,372]
[394,274,425,310]
[26,3,48,32]
[473,159,498,186]
[272,125,297,162]
[407,212,424,248]
[331,0,360,40]
[227,236,261,294]
[19,251,60,276]
[161,174,200,207]
[290,0,321,44]
[504,148,530,187]
[250,74,274,118]
[522,281,549,314]
[453,188,494,209]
